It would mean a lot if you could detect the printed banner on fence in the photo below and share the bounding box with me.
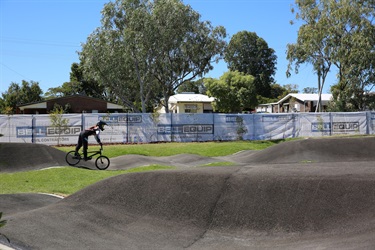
[0,112,374,145]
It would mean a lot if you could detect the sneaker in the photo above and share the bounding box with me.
[84,157,92,161]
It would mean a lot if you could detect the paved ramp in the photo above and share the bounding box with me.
[1,137,375,249]
[0,143,67,172]
[232,137,375,164]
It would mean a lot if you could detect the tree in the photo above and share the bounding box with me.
[257,83,299,107]
[302,87,318,94]
[224,31,277,97]
[287,0,375,112]
[1,81,43,114]
[176,79,206,94]
[205,71,257,113]
[80,0,151,113]
[49,104,70,146]
[80,0,227,113]
[45,63,111,100]
[331,0,375,111]
[150,0,227,113]
[287,0,333,112]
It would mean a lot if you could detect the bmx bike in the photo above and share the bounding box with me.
[65,146,110,170]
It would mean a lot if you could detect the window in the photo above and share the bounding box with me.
[184,104,197,113]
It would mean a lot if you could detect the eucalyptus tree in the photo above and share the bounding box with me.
[287,0,375,111]
[80,0,227,113]
[176,79,206,94]
[205,71,257,113]
[145,0,226,113]
[46,63,107,99]
[287,0,333,112]
[302,87,318,94]
[80,6,144,112]
[330,0,375,111]
[1,81,43,114]
[225,31,277,98]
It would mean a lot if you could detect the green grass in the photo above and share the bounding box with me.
[57,139,290,158]
[1,139,293,197]
[0,166,175,197]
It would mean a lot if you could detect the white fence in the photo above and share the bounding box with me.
[0,112,374,146]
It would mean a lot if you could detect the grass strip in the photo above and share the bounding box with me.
[57,140,289,158]
[0,165,175,197]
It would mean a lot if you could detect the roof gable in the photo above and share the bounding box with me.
[169,93,214,103]
[278,93,332,104]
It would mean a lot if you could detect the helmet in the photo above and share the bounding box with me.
[96,121,107,131]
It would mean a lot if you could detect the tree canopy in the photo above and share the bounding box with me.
[287,0,375,111]
[0,80,43,114]
[45,63,112,101]
[80,0,227,113]
[224,31,277,97]
[205,71,257,113]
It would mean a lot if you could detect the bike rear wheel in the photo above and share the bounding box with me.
[95,155,110,170]
[66,150,81,166]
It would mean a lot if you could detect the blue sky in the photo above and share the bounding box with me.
[0,0,334,96]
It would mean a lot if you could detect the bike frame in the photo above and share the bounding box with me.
[85,150,102,159]
[66,146,110,170]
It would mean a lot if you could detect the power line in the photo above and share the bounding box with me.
[0,62,32,82]
[0,36,81,48]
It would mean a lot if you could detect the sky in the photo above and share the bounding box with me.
[0,0,335,96]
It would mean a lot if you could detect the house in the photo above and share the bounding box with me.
[17,95,125,114]
[255,103,276,113]
[156,92,215,113]
[272,93,333,113]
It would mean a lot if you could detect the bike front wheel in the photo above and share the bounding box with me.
[95,155,110,170]
[66,151,81,166]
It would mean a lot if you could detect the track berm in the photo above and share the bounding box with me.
[1,137,375,249]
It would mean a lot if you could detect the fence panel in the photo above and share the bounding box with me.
[0,112,373,146]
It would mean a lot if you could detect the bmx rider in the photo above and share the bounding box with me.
[75,121,107,161]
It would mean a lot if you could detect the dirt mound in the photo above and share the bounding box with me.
[233,137,375,164]
[0,143,67,172]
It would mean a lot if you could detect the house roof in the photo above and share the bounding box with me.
[277,93,332,104]
[168,93,214,103]
[17,95,124,110]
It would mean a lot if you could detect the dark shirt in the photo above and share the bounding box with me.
[83,126,101,144]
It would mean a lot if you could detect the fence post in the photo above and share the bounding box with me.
[366,111,370,135]
[81,114,85,131]
[31,115,36,144]
[171,113,174,142]
[329,112,333,136]
[212,113,215,141]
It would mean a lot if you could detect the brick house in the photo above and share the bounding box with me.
[273,93,332,113]
[256,93,333,113]
[17,95,125,114]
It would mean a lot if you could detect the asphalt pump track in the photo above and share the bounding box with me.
[1,137,375,249]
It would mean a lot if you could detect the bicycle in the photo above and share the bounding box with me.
[65,145,110,170]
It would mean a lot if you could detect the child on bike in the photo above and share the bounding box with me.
[75,121,107,161]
